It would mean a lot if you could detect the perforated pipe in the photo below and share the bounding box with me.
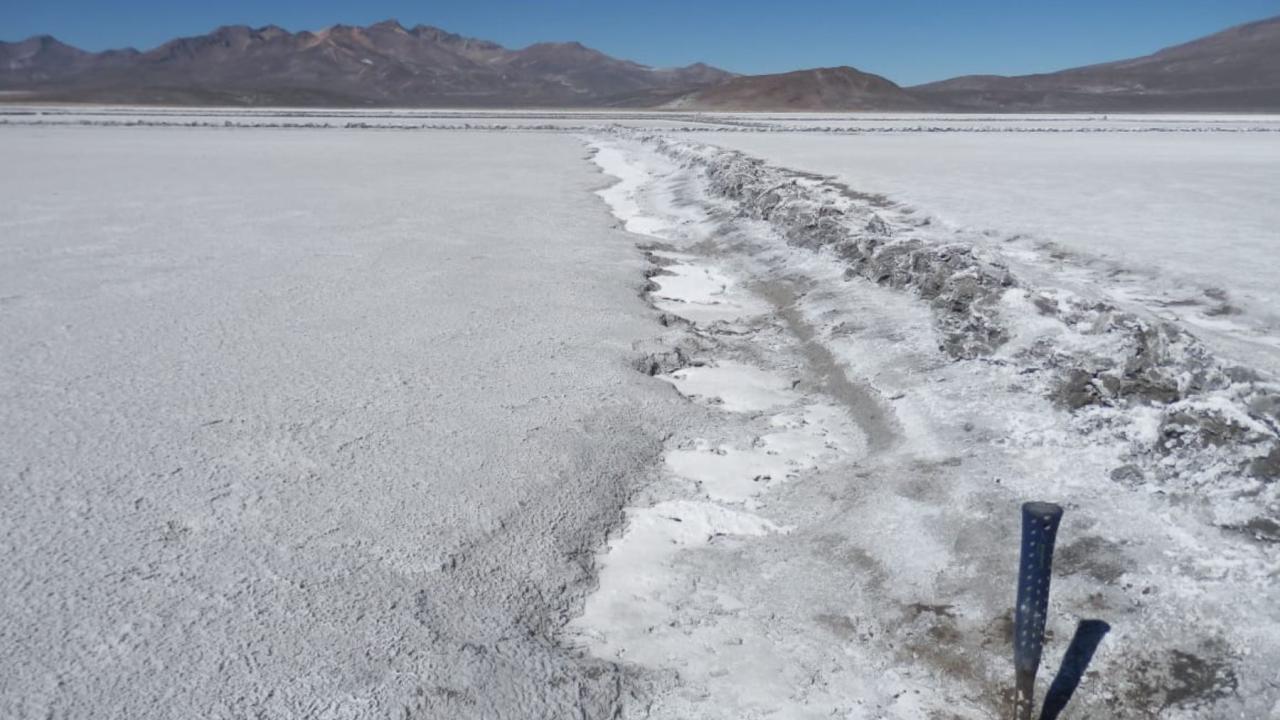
[1014,501,1064,720]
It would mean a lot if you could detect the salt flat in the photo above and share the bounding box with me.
[3,113,1278,719]
[0,126,691,718]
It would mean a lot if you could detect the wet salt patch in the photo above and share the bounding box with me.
[653,296,768,326]
[570,499,784,646]
[667,405,867,506]
[652,263,735,305]
[663,361,799,412]
[569,499,835,718]
[761,404,867,469]
[572,493,924,719]
[624,214,669,238]
[590,140,672,238]
[649,260,772,325]
[666,444,795,505]
[612,500,782,558]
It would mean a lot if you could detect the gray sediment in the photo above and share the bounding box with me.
[754,277,901,454]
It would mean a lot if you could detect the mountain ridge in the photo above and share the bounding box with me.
[912,14,1280,111]
[0,19,734,107]
[4,15,1279,110]
[668,66,924,111]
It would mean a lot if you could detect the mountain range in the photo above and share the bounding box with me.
[2,15,1278,110]
[914,14,1280,112]
[0,20,732,107]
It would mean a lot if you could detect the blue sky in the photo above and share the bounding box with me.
[3,1,1277,85]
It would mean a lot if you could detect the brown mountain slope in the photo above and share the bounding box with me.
[669,66,923,111]
[913,15,1280,111]
[5,14,1278,110]
[0,20,733,107]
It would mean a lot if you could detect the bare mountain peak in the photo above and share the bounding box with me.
[671,64,915,111]
[524,40,587,50]
[368,19,407,33]
[10,34,82,53]
[518,40,602,56]
[505,40,628,72]
[1195,13,1280,39]
[318,23,373,41]
[9,13,1274,110]
[406,24,501,51]
[815,65,900,84]
[207,24,283,45]
[913,13,1280,111]
[0,20,730,107]
[1146,13,1280,58]
[409,24,452,39]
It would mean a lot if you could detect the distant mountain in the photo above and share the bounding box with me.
[0,20,733,106]
[668,66,923,111]
[3,15,1279,110]
[913,15,1280,111]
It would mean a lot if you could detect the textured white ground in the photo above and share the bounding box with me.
[677,129,1280,376]
[0,126,693,719]
[569,130,1280,719]
[3,113,1278,720]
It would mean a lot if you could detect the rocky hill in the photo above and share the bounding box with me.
[0,20,733,107]
[913,15,1280,111]
[668,66,923,111]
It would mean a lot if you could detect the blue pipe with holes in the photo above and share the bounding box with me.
[1014,501,1064,720]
